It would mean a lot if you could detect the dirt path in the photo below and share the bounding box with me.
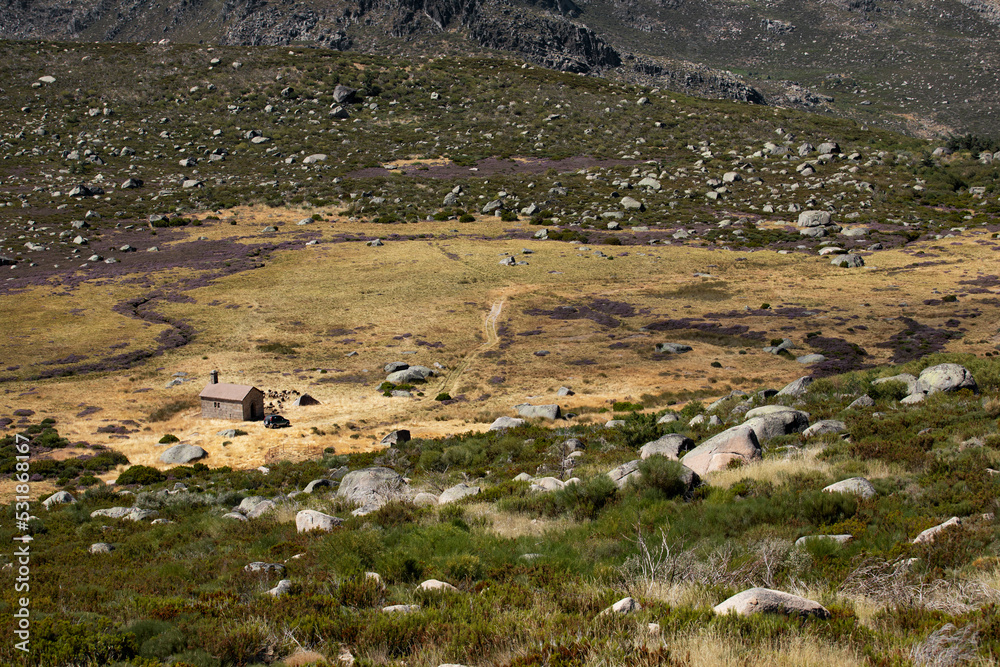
[435,296,506,397]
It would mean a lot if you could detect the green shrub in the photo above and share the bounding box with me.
[116,465,167,486]
[635,457,690,499]
[435,392,452,401]
[158,434,180,444]
[458,214,475,222]
[868,379,909,402]
[29,617,138,666]
[616,411,662,448]
[556,475,618,520]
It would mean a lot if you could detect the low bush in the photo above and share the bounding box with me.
[116,465,167,486]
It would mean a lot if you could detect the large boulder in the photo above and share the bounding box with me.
[292,394,320,406]
[831,254,864,268]
[42,491,75,509]
[417,579,458,592]
[91,507,158,521]
[515,403,561,420]
[439,483,480,504]
[797,211,831,228]
[159,444,207,465]
[530,476,565,492]
[913,517,962,544]
[914,363,978,395]
[381,430,410,446]
[333,85,357,104]
[337,467,408,515]
[777,376,813,397]
[741,406,810,442]
[386,366,435,384]
[602,597,641,615]
[639,434,695,460]
[489,416,525,431]
[296,509,343,533]
[246,500,276,519]
[823,477,876,499]
[795,534,853,548]
[681,426,762,476]
[803,420,847,437]
[607,460,641,488]
[303,479,332,494]
[714,588,830,618]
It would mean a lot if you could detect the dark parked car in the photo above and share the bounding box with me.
[264,414,290,429]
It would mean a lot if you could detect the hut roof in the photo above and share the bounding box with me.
[199,383,258,402]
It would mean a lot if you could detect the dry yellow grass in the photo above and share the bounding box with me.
[659,629,864,667]
[5,209,1000,497]
[463,501,576,538]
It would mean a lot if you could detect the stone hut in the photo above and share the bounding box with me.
[199,371,264,421]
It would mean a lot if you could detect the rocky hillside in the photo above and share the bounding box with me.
[1,0,999,137]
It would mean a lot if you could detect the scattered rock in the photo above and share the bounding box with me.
[913,517,962,544]
[245,562,286,574]
[795,534,853,547]
[267,580,292,597]
[489,416,525,431]
[439,483,481,504]
[823,477,877,499]
[91,507,159,521]
[515,403,561,420]
[381,429,411,446]
[382,604,419,614]
[847,395,875,409]
[296,509,343,533]
[292,393,320,406]
[42,490,75,509]
[797,211,831,227]
[417,579,459,592]
[159,444,207,464]
[607,460,641,488]
[602,597,641,615]
[777,376,813,397]
[337,467,408,515]
[831,254,864,268]
[413,492,439,506]
[89,542,114,554]
[803,420,847,437]
[303,479,332,494]
[655,342,692,354]
[639,434,695,460]
[742,406,810,442]
[915,363,978,395]
[530,476,565,492]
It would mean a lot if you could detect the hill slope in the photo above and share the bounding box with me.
[2,0,1000,136]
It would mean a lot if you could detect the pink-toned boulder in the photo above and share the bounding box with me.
[681,426,762,476]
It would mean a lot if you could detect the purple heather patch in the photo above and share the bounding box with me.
[525,298,636,328]
[12,409,34,416]
[75,406,102,418]
[876,317,957,364]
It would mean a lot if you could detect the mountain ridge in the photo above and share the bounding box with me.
[1,0,999,137]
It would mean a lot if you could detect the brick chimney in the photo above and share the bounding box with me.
[210,370,219,384]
